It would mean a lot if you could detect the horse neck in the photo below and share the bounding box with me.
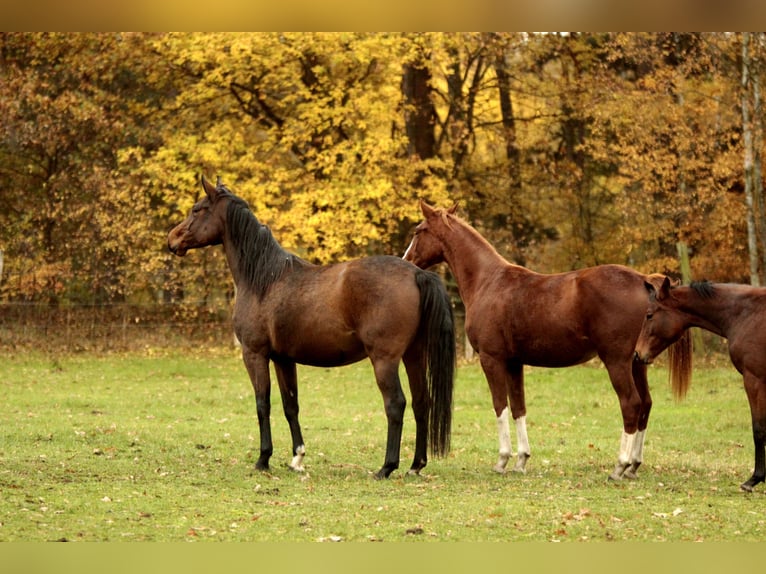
[674,285,737,338]
[438,219,510,306]
[222,201,294,299]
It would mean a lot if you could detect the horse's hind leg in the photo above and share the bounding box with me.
[371,358,407,479]
[403,347,428,475]
[741,372,766,492]
[273,359,306,472]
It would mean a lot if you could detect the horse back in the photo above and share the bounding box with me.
[234,256,423,366]
[468,263,649,366]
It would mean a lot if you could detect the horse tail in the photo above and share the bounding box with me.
[667,328,693,400]
[415,269,456,457]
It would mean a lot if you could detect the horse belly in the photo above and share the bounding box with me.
[510,330,596,368]
[273,324,367,368]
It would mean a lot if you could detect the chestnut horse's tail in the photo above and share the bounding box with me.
[668,329,693,400]
[415,270,456,457]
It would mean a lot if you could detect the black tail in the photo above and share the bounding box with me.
[415,270,456,457]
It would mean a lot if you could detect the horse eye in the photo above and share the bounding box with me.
[646,313,653,320]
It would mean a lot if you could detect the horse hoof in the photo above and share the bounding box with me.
[740,482,755,493]
[492,464,507,474]
[407,468,421,476]
[623,469,638,480]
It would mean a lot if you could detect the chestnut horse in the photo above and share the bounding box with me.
[168,176,456,478]
[635,277,766,492]
[403,201,684,481]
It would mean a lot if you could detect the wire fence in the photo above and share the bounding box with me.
[0,301,238,353]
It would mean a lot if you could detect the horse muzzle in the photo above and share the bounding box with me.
[633,350,652,365]
[167,238,187,256]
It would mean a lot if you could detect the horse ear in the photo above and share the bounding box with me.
[658,276,672,300]
[644,273,672,300]
[447,203,458,215]
[644,273,664,294]
[201,174,218,201]
[419,199,437,218]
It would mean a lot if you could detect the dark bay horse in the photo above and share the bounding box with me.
[168,176,456,478]
[635,277,766,492]
[403,200,684,481]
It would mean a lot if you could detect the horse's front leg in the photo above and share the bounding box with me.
[273,359,306,472]
[242,348,273,472]
[480,353,530,474]
[604,361,642,481]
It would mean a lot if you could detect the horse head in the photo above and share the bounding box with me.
[403,200,458,268]
[635,275,682,364]
[168,174,229,256]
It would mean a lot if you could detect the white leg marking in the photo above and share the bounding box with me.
[493,407,512,473]
[624,429,645,479]
[618,430,635,465]
[609,430,636,480]
[289,444,306,472]
[512,415,530,473]
[630,429,645,466]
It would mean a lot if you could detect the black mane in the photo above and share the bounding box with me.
[225,194,295,300]
[690,280,716,299]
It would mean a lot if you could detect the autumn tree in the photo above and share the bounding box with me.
[0,32,167,304]
[0,32,760,318]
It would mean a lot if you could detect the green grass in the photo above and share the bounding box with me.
[1,349,763,542]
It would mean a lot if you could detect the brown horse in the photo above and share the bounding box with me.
[635,277,766,492]
[403,200,683,480]
[168,176,456,478]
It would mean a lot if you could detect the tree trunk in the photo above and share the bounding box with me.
[401,54,436,163]
[742,32,761,286]
[493,37,526,265]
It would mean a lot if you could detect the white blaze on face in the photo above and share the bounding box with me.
[402,237,415,260]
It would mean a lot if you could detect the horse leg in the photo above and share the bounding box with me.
[604,361,641,481]
[740,371,766,492]
[242,347,273,471]
[507,361,530,473]
[623,361,652,479]
[479,353,529,474]
[273,359,306,472]
[371,358,407,479]
[403,346,428,475]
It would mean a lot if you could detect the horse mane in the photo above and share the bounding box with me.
[667,280,713,401]
[438,209,506,260]
[225,195,294,300]
[689,280,716,299]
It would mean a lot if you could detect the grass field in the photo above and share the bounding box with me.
[1,348,763,542]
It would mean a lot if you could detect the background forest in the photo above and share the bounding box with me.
[1,32,766,342]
